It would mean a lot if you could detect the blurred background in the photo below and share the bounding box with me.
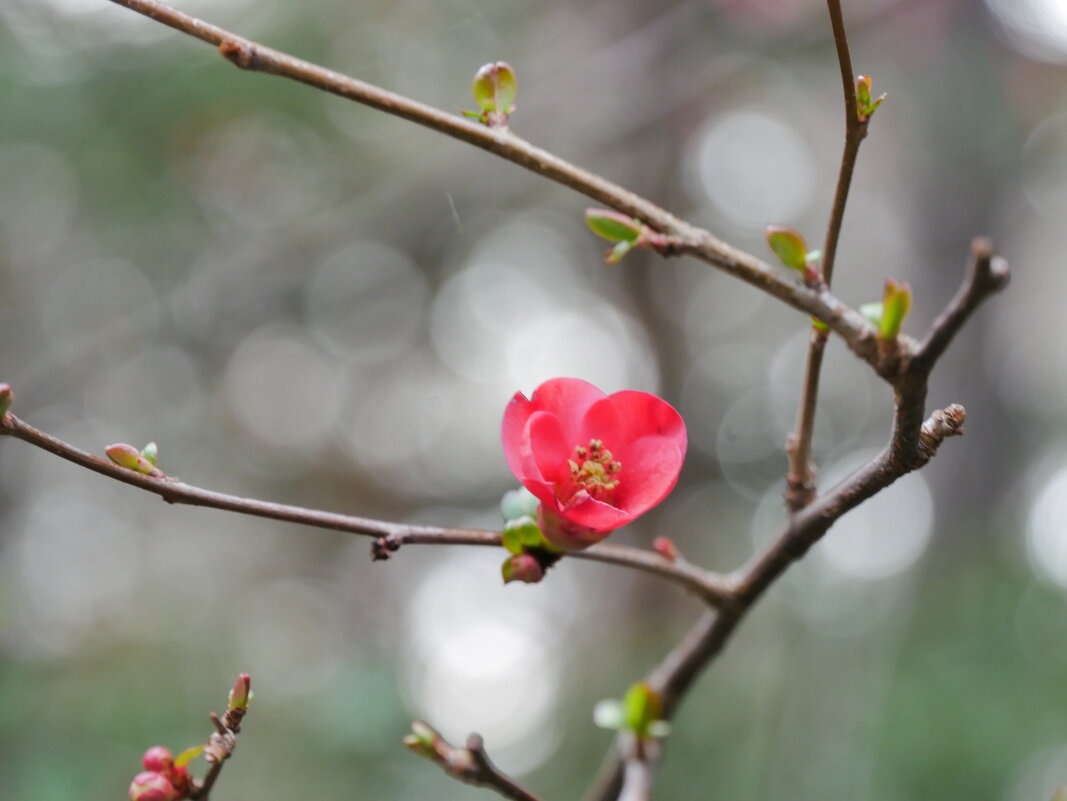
[0,0,1065,798]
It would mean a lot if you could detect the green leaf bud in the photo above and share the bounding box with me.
[765,225,808,271]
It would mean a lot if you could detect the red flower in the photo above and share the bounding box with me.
[501,378,687,549]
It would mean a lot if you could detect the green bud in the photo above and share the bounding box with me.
[141,441,159,466]
[105,443,160,475]
[403,721,439,758]
[855,74,886,119]
[623,681,662,736]
[0,384,12,417]
[585,209,643,243]
[765,225,808,271]
[879,279,911,340]
[501,515,544,554]
[810,317,830,333]
[501,487,539,523]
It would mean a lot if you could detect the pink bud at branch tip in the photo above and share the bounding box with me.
[228,673,251,711]
[141,746,174,773]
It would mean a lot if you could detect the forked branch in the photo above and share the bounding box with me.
[103,0,889,368]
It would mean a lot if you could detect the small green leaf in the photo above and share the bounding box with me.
[856,75,872,110]
[811,317,829,332]
[765,225,808,271]
[501,515,543,554]
[623,681,662,736]
[0,384,12,417]
[879,279,911,340]
[175,745,205,768]
[860,301,883,328]
[141,441,159,466]
[604,240,635,264]
[585,209,643,243]
[472,61,517,114]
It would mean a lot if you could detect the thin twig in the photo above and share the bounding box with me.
[0,412,731,604]
[784,0,868,512]
[103,0,886,368]
[912,237,1010,376]
[407,724,545,801]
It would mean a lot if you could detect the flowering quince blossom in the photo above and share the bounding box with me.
[501,377,687,550]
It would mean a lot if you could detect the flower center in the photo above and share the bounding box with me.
[567,439,622,501]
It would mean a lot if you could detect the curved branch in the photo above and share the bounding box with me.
[0,411,730,604]
[103,0,882,367]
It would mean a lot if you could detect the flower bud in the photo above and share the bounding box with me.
[765,225,808,272]
[129,771,177,801]
[0,384,12,417]
[141,746,174,773]
[501,553,544,584]
[500,487,540,524]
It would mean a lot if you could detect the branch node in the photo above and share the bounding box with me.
[219,38,257,69]
[370,536,400,561]
[918,403,966,457]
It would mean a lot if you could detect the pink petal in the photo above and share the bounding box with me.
[521,477,559,509]
[612,436,685,515]
[560,491,634,531]
[526,378,606,444]
[578,397,623,449]
[501,391,536,481]
[526,411,571,485]
[607,391,687,453]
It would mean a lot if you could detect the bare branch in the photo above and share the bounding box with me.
[0,411,731,604]
[912,236,1010,376]
[406,724,545,801]
[784,0,868,512]
[103,0,884,366]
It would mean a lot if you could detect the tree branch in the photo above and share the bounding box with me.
[0,411,731,604]
[103,0,886,368]
[784,0,868,512]
[911,236,1010,376]
[405,724,545,801]
[584,397,972,801]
